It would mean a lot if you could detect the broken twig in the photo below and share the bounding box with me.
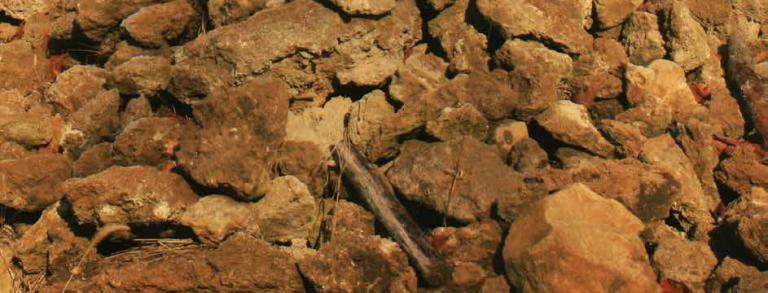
[332,141,449,287]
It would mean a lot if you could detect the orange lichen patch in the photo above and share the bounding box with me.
[688,83,711,104]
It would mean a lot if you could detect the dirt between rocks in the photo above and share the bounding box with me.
[0,0,767,292]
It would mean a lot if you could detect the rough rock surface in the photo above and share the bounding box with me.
[208,0,286,26]
[113,117,183,167]
[594,0,643,29]
[535,100,615,157]
[122,0,199,48]
[0,154,72,212]
[622,11,667,66]
[662,1,711,71]
[347,90,398,160]
[110,56,173,95]
[388,137,521,222]
[13,203,88,274]
[426,104,489,141]
[330,0,396,16]
[179,195,256,243]
[643,223,718,291]
[429,0,489,73]
[63,166,198,225]
[503,183,659,292]
[724,187,768,265]
[285,98,350,157]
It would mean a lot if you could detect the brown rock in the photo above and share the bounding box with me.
[622,11,667,66]
[0,41,48,95]
[63,166,198,225]
[120,96,153,128]
[481,276,511,293]
[299,231,417,292]
[250,176,318,243]
[594,0,643,28]
[662,1,711,71]
[122,0,199,48]
[426,104,489,141]
[724,187,768,265]
[110,56,173,95]
[14,203,89,274]
[179,195,257,243]
[0,0,47,21]
[600,119,647,158]
[347,90,398,160]
[0,154,71,212]
[716,146,768,198]
[672,118,720,210]
[276,141,326,195]
[430,221,502,268]
[387,137,521,222]
[389,44,448,106]
[491,120,528,155]
[476,0,593,53]
[708,257,762,292]
[330,0,396,16]
[285,98,350,157]
[570,38,627,105]
[503,183,659,292]
[428,0,489,73]
[320,199,375,238]
[75,0,167,42]
[46,65,108,115]
[644,223,718,291]
[176,77,289,200]
[73,142,115,177]
[208,0,286,27]
[535,100,615,157]
[507,137,549,173]
[0,140,30,161]
[113,117,183,167]
[62,89,121,156]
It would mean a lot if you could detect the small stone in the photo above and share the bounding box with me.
[600,119,647,158]
[14,203,89,274]
[75,0,168,42]
[285,98,351,157]
[430,221,502,267]
[491,120,528,154]
[122,0,199,48]
[347,90,398,160]
[0,154,71,212]
[709,257,762,292]
[426,104,489,141]
[389,44,448,105]
[594,0,643,28]
[276,141,326,196]
[179,195,256,243]
[251,176,318,243]
[110,56,173,95]
[503,183,659,292]
[46,65,108,115]
[643,223,718,291]
[429,0,489,73]
[113,117,183,167]
[716,145,768,198]
[507,137,549,173]
[120,96,153,128]
[724,187,768,265]
[329,0,396,16]
[0,0,47,21]
[534,100,615,157]
[63,166,198,225]
[622,11,667,66]
[208,0,286,26]
[663,1,711,71]
[73,143,115,177]
[320,200,375,237]
[481,276,511,293]
[63,89,121,155]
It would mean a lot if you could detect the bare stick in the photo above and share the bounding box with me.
[332,141,449,287]
[727,30,768,149]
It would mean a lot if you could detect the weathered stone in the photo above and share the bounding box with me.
[299,231,417,292]
[503,183,659,292]
[330,0,396,16]
[622,11,667,66]
[0,154,71,212]
[662,1,711,71]
[535,100,615,157]
[430,221,502,268]
[120,96,153,128]
[176,78,289,200]
[429,0,489,73]
[208,0,286,26]
[672,118,720,210]
[570,38,627,106]
[600,119,647,159]
[75,0,167,42]
[0,0,47,21]
[179,195,256,243]
[476,0,593,53]
[507,137,549,173]
[63,166,198,225]
[491,120,528,155]
[110,56,172,95]
[285,98,350,157]
[724,187,768,265]
[708,257,762,292]
[62,89,121,156]
[72,142,115,177]
[14,203,89,274]
[643,223,718,291]
[426,104,489,142]
[320,199,375,237]
[389,44,448,106]
[113,117,183,167]
[388,137,521,222]
[250,176,318,243]
[347,90,398,160]
[716,145,768,198]
[122,0,199,48]
[46,65,108,115]
[594,0,643,28]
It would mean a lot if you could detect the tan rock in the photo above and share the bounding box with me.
[330,0,396,15]
[208,0,286,26]
[594,0,643,28]
[0,154,72,212]
[0,0,47,21]
[622,11,667,66]
[251,176,319,243]
[491,120,528,154]
[122,0,199,48]
[180,195,256,243]
[534,100,614,157]
[643,224,717,292]
[110,56,172,95]
[285,98,351,157]
[426,104,489,141]
[503,183,659,293]
[663,1,711,71]
[347,90,398,160]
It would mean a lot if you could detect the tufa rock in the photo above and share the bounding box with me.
[285,98,351,157]
[208,0,286,27]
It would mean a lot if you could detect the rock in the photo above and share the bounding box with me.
[569,38,627,106]
[731,272,768,292]
[491,120,528,155]
[330,0,396,15]
[208,0,286,27]
[708,257,762,292]
[0,0,47,21]
[347,90,398,160]
[428,0,489,73]
[699,56,746,138]
[430,221,502,268]
[672,118,720,209]
[334,33,401,87]
[534,100,615,157]
[724,187,768,265]
[120,96,153,127]
[299,231,417,292]
[179,195,257,243]
[13,203,89,274]
[622,11,667,66]
[113,117,183,167]
[449,262,488,289]
[73,142,115,177]
[46,65,108,115]
[0,140,30,161]
[276,141,325,194]
[63,166,198,225]
[662,1,711,71]
[427,0,456,11]
[387,137,522,222]
[54,234,306,292]
[75,0,167,42]
[62,89,121,155]
[122,0,199,48]
[716,146,768,198]
[619,60,706,136]
[555,148,603,168]
[389,44,448,106]
[600,119,647,158]
[0,154,72,212]
[495,39,573,116]
[594,0,643,28]
[481,276,511,293]
[0,233,11,293]
[320,199,375,238]
[176,78,289,200]
[105,41,171,71]
[0,41,48,95]
[110,56,173,95]
[640,134,717,239]
[503,183,659,292]
[285,98,351,157]
[426,104,489,141]
[476,0,593,54]
[732,0,768,24]
[643,223,717,292]
[507,137,549,173]
[250,176,318,243]
[0,104,53,148]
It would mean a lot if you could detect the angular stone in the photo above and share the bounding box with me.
[0,154,71,212]
[0,0,47,21]
[716,145,768,198]
[72,142,115,177]
[594,0,643,28]
[45,65,108,115]
[387,137,521,222]
[113,117,183,167]
[663,1,711,71]
[476,0,593,53]
[208,0,286,27]
[507,137,549,173]
[622,11,667,66]
[430,221,502,268]
[13,203,89,274]
[63,166,198,225]
[429,0,489,73]
[299,231,417,292]
[491,120,528,155]
[330,0,396,16]
[535,100,615,157]
[75,0,167,42]
[724,187,768,265]
[110,56,172,95]
[643,223,717,291]
[179,195,257,243]
[347,90,398,160]
[285,98,350,157]
[251,176,318,243]
[62,89,121,156]
[503,183,659,292]
[426,104,489,142]
[709,257,762,292]
[0,41,48,95]
[389,44,448,106]
[600,119,647,159]
[122,0,199,48]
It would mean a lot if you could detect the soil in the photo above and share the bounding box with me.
[0,0,767,292]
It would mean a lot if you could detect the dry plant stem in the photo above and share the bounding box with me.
[333,141,449,287]
[727,33,768,149]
